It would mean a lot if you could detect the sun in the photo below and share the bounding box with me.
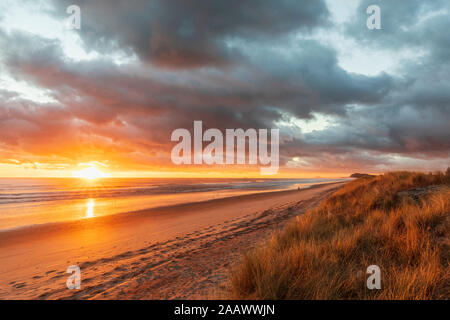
[73,166,110,180]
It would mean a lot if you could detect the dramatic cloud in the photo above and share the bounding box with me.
[49,0,330,68]
[0,0,448,176]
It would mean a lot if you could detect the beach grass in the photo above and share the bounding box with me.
[229,170,450,299]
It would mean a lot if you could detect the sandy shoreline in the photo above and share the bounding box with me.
[0,181,346,299]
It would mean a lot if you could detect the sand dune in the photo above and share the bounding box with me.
[0,182,344,299]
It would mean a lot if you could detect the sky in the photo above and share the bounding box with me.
[0,0,449,178]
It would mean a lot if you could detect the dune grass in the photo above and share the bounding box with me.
[229,171,450,299]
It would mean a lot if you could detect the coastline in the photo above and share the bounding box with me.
[0,180,346,237]
[0,178,349,232]
[0,181,346,299]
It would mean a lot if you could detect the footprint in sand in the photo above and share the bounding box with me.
[38,292,52,299]
[12,282,27,289]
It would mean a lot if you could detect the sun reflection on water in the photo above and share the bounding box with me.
[86,199,95,218]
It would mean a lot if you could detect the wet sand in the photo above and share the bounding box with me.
[0,182,345,299]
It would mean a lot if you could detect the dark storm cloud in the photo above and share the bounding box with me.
[1,29,392,125]
[243,40,392,117]
[49,0,330,68]
[1,0,449,173]
[303,105,449,156]
[346,1,447,43]
[0,31,284,161]
[277,101,450,172]
[346,0,450,62]
[0,27,396,170]
[280,0,450,171]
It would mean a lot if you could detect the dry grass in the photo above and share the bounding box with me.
[229,171,450,299]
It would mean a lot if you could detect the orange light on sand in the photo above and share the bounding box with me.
[86,199,95,218]
[73,166,110,180]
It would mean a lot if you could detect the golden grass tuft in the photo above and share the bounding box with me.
[229,171,450,299]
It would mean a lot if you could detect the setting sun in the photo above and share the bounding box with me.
[73,166,110,180]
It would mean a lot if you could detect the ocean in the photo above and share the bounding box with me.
[0,178,347,231]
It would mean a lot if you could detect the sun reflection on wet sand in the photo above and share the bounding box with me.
[86,199,95,218]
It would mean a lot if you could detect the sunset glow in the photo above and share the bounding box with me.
[73,166,110,180]
[0,0,447,178]
[0,0,449,304]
